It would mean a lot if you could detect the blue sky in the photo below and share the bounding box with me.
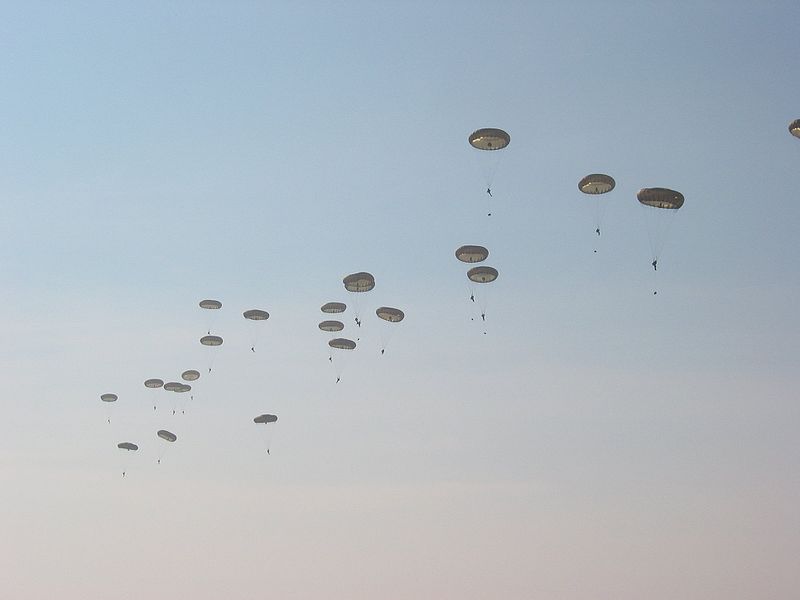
[1,2,799,599]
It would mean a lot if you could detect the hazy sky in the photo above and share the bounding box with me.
[1,2,799,599]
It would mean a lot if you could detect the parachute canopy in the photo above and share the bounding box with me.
[637,188,684,210]
[144,379,164,389]
[181,370,200,382]
[199,299,222,310]
[376,307,405,323]
[100,393,118,403]
[579,174,615,195]
[319,320,344,332]
[164,381,182,391]
[157,430,177,443]
[175,384,191,393]
[254,414,278,424]
[455,245,489,263]
[329,338,357,350]
[200,335,223,347]
[117,442,138,451]
[243,309,269,321]
[321,302,346,314]
[343,272,375,293]
[467,266,499,283]
[790,119,800,139]
[468,128,510,151]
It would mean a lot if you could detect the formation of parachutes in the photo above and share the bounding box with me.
[100,121,800,476]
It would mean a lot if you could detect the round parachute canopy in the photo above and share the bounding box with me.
[321,301,346,314]
[117,442,138,451]
[144,378,164,389]
[157,430,177,443]
[243,309,270,321]
[319,320,345,332]
[468,128,510,151]
[100,393,118,403]
[579,174,616,195]
[175,384,191,393]
[200,335,223,346]
[163,381,182,392]
[455,245,489,263]
[467,266,499,283]
[329,338,357,350]
[181,370,200,382]
[637,188,684,210]
[376,307,405,323]
[199,299,222,310]
[790,119,800,139]
[343,272,375,293]
[254,414,278,424]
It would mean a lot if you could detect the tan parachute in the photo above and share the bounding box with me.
[343,272,375,293]
[144,379,164,389]
[243,309,270,351]
[118,442,138,451]
[199,299,222,310]
[321,302,346,314]
[181,370,200,382]
[376,307,404,323]
[254,414,278,454]
[789,119,800,139]
[329,338,357,350]
[254,414,278,424]
[467,266,499,283]
[579,173,616,248]
[243,309,269,320]
[157,430,177,443]
[637,187,685,292]
[200,335,223,346]
[455,245,489,264]
[319,320,345,332]
[468,128,510,151]
[100,393,118,403]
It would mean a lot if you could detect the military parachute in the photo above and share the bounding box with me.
[468,127,510,215]
[578,174,616,250]
[637,187,684,293]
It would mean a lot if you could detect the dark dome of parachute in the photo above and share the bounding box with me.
[579,174,615,195]
[637,188,684,209]
[200,335,223,346]
[467,266,499,283]
[144,379,164,389]
[376,307,405,323]
[254,414,278,424]
[117,442,138,451]
[329,338,357,350]
[319,320,345,332]
[243,309,270,321]
[321,302,346,314]
[468,128,510,151]
[199,299,222,310]
[455,245,489,263]
[790,119,800,139]
[157,430,177,443]
[343,272,375,293]
[100,393,118,403]
[181,370,200,382]
[163,381,182,391]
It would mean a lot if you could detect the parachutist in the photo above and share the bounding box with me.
[107,418,110,424]
[487,212,492,217]
[652,259,657,271]
[266,449,270,455]
[481,313,486,322]
[381,349,385,355]
[172,410,176,415]
[328,356,332,362]
[157,459,160,465]
[596,227,601,236]
[251,346,255,352]
[470,294,475,302]
[486,187,492,197]
[336,377,340,384]
[122,471,126,478]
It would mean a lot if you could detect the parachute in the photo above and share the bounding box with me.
[163,381,183,391]
[343,272,374,328]
[637,188,684,287]
[100,393,117,423]
[321,302,346,314]
[254,414,278,424]
[243,309,270,352]
[117,442,138,476]
[343,272,375,293]
[790,119,800,139]
[144,379,164,389]
[199,299,222,310]
[319,320,345,332]
[467,266,499,283]
[375,307,405,355]
[100,393,118,403]
[200,335,223,346]
[329,338,357,350]
[181,370,200,382]
[455,245,489,264]
[468,128,510,215]
[118,442,138,451]
[254,414,278,454]
[157,430,177,443]
[578,173,616,250]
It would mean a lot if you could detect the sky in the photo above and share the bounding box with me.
[1,1,799,598]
